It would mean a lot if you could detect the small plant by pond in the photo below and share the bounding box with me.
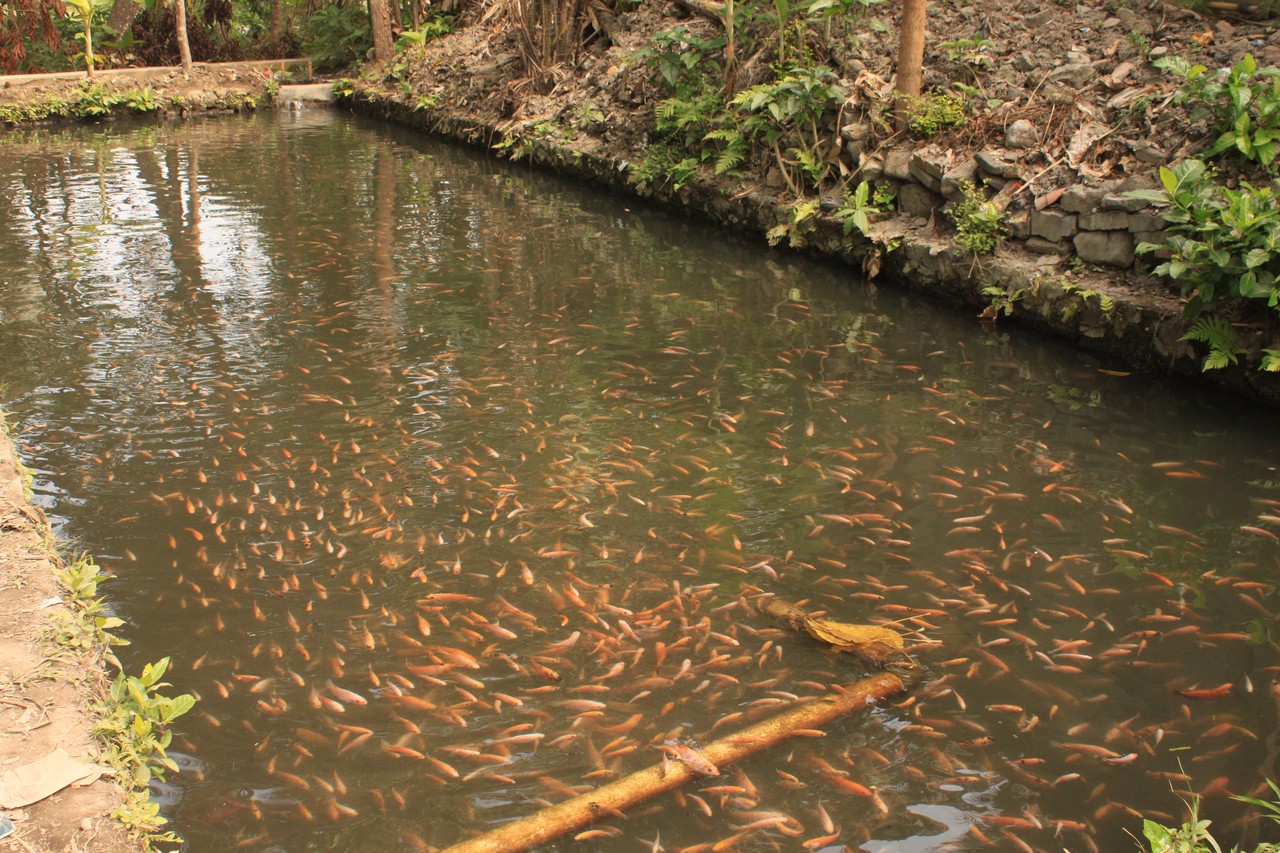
[1142,780,1280,853]
[947,179,1004,254]
[52,553,196,845]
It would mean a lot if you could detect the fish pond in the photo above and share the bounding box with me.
[1,111,1279,852]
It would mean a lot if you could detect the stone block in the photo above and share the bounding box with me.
[1061,184,1105,214]
[975,149,1022,180]
[1133,230,1171,259]
[1129,140,1169,165]
[1074,230,1134,268]
[1005,210,1031,240]
[1031,209,1078,242]
[858,155,885,183]
[1079,211,1131,231]
[909,149,947,193]
[898,182,945,218]
[1026,236,1070,256]
[883,149,913,181]
[1128,211,1166,232]
[841,122,873,162]
[1101,193,1150,212]
[941,160,979,201]
[1050,63,1097,88]
[840,121,872,143]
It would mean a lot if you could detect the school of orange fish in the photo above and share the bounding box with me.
[2,116,1279,852]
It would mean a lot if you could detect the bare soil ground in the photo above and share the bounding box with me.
[386,0,1278,191]
[0,430,134,853]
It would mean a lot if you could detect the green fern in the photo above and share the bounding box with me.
[768,198,823,248]
[703,128,746,175]
[1181,315,1245,370]
[1263,349,1280,371]
[791,198,821,225]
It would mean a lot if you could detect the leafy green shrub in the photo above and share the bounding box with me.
[906,91,966,137]
[395,15,453,51]
[636,26,725,90]
[1158,53,1280,170]
[96,657,194,787]
[731,66,845,190]
[301,0,372,70]
[123,87,159,112]
[52,555,124,656]
[768,197,821,246]
[947,180,1003,254]
[71,80,123,117]
[652,79,749,178]
[0,96,72,123]
[1130,159,1280,319]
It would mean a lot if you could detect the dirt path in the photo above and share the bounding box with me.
[0,428,135,853]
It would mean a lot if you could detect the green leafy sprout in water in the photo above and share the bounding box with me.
[1142,777,1280,853]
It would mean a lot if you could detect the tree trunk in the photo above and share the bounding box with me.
[174,0,193,76]
[268,0,284,42]
[894,0,927,131]
[369,0,395,63]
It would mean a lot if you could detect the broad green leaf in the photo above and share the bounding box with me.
[1245,248,1271,269]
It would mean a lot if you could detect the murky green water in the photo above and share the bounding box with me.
[2,110,1280,852]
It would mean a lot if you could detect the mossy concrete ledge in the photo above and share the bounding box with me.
[345,86,1280,408]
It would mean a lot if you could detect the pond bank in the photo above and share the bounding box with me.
[0,60,307,123]
[0,426,135,853]
[343,80,1280,406]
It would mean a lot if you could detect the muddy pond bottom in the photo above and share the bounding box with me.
[1,110,1279,852]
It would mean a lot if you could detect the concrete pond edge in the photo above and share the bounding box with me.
[343,86,1280,408]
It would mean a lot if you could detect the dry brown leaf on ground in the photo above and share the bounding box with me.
[1066,121,1111,169]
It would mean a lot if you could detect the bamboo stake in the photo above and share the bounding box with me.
[441,671,907,853]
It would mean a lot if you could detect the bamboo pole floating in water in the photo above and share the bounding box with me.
[440,671,909,853]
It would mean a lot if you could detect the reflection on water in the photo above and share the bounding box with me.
[1,111,1280,852]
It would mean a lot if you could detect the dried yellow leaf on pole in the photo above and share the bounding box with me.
[801,616,905,652]
[755,597,916,671]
